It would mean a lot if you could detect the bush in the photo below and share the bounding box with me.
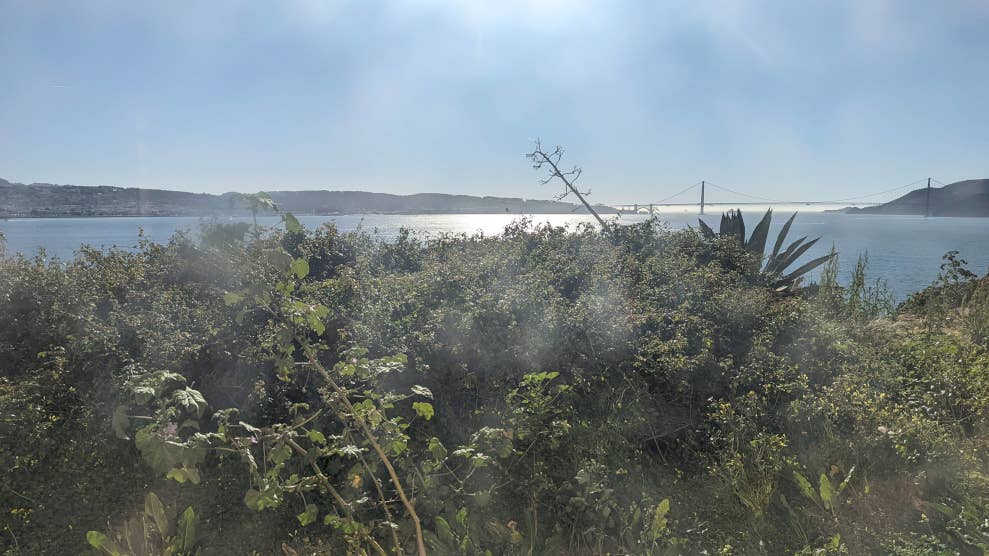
[3,218,989,554]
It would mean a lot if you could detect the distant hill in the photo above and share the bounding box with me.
[0,178,617,217]
[842,179,989,217]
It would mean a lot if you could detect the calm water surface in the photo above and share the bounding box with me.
[2,206,987,300]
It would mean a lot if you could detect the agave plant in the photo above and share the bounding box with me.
[698,209,833,291]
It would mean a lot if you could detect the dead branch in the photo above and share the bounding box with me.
[526,140,607,229]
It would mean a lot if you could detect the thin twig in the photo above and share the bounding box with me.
[306,351,427,556]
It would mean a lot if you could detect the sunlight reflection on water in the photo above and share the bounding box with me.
[2,207,987,300]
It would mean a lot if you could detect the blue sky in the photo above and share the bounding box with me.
[1,0,987,204]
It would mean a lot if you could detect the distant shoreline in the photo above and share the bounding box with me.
[1,209,619,220]
[827,179,989,217]
[0,177,619,218]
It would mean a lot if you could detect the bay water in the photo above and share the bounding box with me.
[2,206,987,300]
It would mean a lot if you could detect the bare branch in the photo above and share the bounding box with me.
[526,140,607,230]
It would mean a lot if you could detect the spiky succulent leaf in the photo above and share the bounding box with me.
[766,236,809,275]
[703,208,831,292]
[776,237,821,274]
[746,209,773,256]
[770,212,798,261]
[719,210,745,244]
[778,253,834,285]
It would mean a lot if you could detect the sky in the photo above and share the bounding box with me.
[1,0,988,204]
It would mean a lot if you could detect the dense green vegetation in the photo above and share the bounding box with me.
[3,210,989,555]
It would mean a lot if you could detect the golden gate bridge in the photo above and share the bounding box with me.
[611,178,942,215]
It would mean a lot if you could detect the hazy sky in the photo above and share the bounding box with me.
[1,1,988,203]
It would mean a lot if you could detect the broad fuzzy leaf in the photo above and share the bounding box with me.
[413,401,434,420]
[172,387,208,419]
[112,406,131,440]
[793,471,818,504]
[296,504,318,526]
[819,473,834,510]
[411,384,434,399]
[86,530,122,555]
[651,498,671,540]
[144,492,170,538]
[290,258,310,279]
[176,506,198,552]
[282,212,302,234]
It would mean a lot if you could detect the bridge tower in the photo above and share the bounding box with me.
[925,177,932,217]
[700,180,705,215]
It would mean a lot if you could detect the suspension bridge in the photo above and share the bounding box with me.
[612,178,945,215]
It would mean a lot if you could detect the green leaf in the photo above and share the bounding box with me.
[283,212,302,234]
[819,473,834,510]
[223,291,245,306]
[132,386,156,405]
[269,442,293,465]
[412,401,434,420]
[390,438,408,455]
[931,502,957,518]
[172,387,208,419]
[134,428,207,476]
[651,498,670,540]
[86,530,109,549]
[297,504,318,526]
[144,492,170,538]
[86,530,121,555]
[837,465,855,495]
[166,466,201,484]
[267,249,294,272]
[239,421,262,434]
[291,258,310,279]
[143,371,186,398]
[307,429,327,445]
[793,471,818,504]
[428,437,447,460]
[306,310,326,335]
[435,516,455,544]
[411,384,433,399]
[244,489,261,510]
[176,506,198,552]
[111,405,130,440]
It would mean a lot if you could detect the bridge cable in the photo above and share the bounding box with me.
[639,177,942,208]
[825,178,928,203]
[652,181,702,205]
[703,181,788,204]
